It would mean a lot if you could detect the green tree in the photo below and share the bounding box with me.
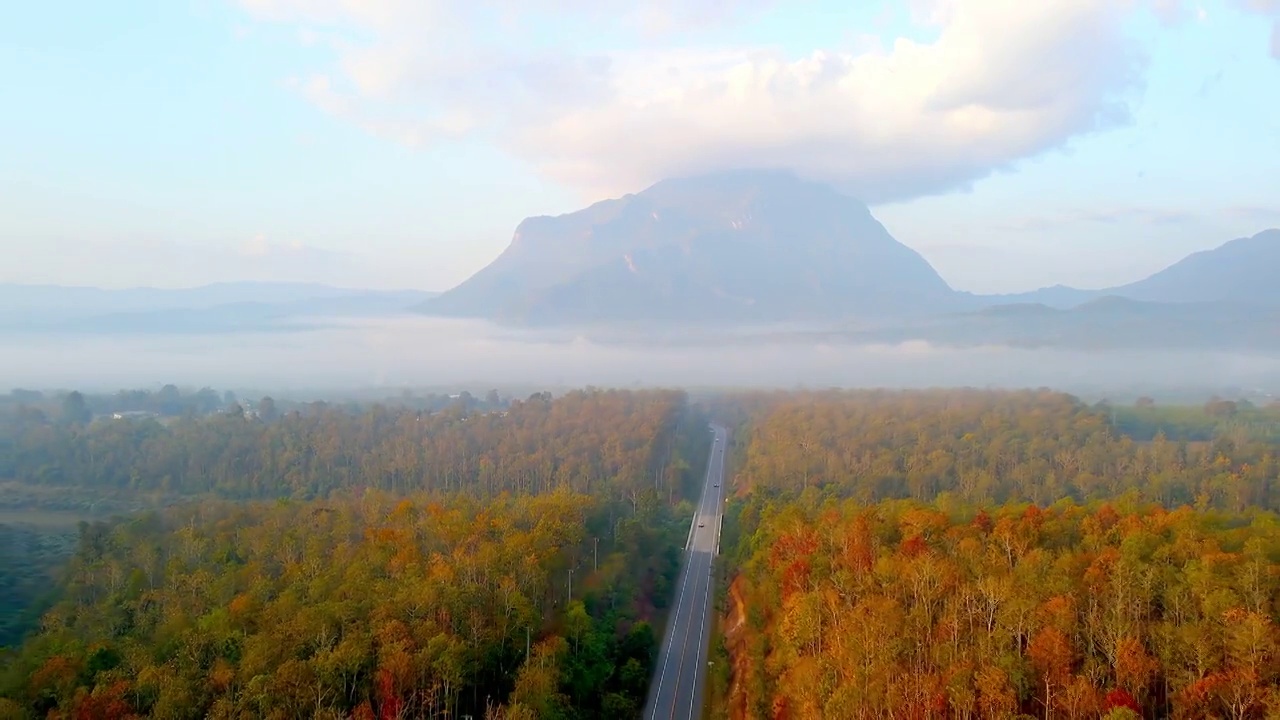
[58,391,91,426]
[256,396,278,421]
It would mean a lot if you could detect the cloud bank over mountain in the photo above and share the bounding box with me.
[237,0,1280,202]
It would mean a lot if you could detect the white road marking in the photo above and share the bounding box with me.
[647,425,728,720]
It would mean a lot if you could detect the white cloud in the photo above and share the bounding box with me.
[516,1,1146,202]
[237,0,1280,202]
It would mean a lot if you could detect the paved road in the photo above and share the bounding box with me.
[645,423,727,720]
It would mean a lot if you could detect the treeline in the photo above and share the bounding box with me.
[733,390,1280,511]
[1112,400,1280,443]
[727,497,1280,719]
[0,389,698,504]
[0,491,684,719]
[1,386,511,424]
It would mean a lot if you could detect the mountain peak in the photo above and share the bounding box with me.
[422,171,957,324]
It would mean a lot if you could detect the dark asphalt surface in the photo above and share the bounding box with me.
[644,423,727,720]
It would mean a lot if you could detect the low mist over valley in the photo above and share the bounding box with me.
[4,169,1279,398]
[2,316,1279,401]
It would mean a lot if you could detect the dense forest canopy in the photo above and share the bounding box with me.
[729,390,1280,511]
[0,388,697,504]
[715,389,1280,720]
[0,491,682,719]
[0,388,708,720]
[6,385,1280,719]
[726,497,1280,719]
[0,524,76,649]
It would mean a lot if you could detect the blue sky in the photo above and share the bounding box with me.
[2,0,1278,293]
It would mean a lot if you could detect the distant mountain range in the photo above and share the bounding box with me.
[985,229,1280,308]
[416,170,1279,349]
[841,296,1280,351]
[8,175,1278,352]
[0,282,435,334]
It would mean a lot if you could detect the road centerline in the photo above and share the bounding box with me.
[645,424,727,720]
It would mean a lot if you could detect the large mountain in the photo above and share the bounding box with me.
[421,170,960,324]
[989,229,1280,308]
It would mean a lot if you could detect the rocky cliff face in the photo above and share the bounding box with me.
[421,170,960,325]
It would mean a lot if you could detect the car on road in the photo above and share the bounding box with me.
[698,522,705,527]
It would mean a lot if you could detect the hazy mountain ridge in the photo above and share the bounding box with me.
[0,283,436,334]
[420,170,1278,341]
[8,182,1276,351]
[411,171,1278,351]
[422,170,960,324]
[987,229,1280,308]
[847,296,1280,351]
[930,230,1280,349]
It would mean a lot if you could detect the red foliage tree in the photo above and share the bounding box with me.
[1104,688,1142,713]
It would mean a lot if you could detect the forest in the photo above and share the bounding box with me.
[0,388,695,503]
[716,390,1280,720]
[0,492,681,719]
[0,386,509,426]
[0,388,706,719]
[0,523,77,649]
[5,386,1280,719]
[731,390,1280,511]
[725,497,1280,719]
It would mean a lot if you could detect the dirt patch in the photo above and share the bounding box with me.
[723,576,750,720]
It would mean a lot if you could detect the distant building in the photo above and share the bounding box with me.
[111,410,159,421]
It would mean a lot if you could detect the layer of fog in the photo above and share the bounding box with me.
[2,317,1278,397]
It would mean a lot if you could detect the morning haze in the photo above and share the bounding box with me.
[5,4,1280,720]
[2,166,1278,394]
[1,317,1277,400]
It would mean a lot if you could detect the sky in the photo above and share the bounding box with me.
[2,0,1278,294]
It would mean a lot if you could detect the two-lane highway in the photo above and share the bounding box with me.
[645,423,728,720]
